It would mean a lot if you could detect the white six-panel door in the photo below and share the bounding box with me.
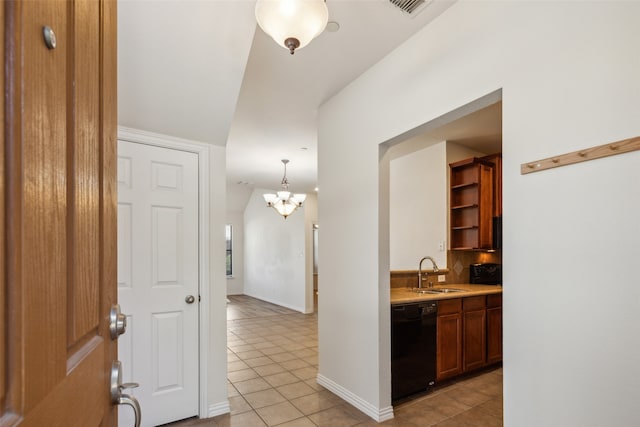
[117,140,200,426]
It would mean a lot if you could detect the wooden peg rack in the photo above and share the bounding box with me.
[521,135,640,175]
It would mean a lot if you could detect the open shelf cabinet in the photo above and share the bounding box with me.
[449,158,495,250]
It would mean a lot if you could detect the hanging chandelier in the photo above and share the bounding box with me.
[263,159,307,219]
[255,0,329,55]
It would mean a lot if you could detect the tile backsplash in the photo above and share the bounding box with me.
[446,250,502,284]
[390,250,502,288]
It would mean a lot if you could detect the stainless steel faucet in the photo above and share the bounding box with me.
[418,256,439,289]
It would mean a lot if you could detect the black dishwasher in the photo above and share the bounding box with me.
[391,301,437,402]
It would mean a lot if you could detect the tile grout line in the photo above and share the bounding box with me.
[173,295,502,426]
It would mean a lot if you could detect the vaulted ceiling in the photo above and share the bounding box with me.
[118,1,502,213]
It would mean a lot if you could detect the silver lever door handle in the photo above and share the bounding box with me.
[110,304,127,339]
[118,393,141,427]
[111,360,141,427]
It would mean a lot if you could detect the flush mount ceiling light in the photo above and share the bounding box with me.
[263,159,307,219]
[255,0,329,55]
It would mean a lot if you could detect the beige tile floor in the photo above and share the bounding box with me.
[166,295,503,427]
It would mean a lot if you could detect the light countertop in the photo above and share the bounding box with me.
[391,284,502,305]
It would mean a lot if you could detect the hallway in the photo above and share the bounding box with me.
[170,295,503,426]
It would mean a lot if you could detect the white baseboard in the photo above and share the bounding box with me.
[208,400,230,418]
[243,292,306,314]
[316,374,394,422]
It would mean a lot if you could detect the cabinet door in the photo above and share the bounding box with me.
[480,153,502,217]
[487,306,503,364]
[437,313,462,380]
[477,164,494,248]
[463,309,487,371]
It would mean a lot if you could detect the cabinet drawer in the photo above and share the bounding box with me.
[487,294,502,308]
[438,298,461,315]
[463,295,486,311]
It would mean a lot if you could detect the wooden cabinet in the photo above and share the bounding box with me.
[449,158,495,250]
[436,294,502,382]
[480,153,502,217]
[463,296,487,371]
[436,298,462,381]
[486,294,503,364]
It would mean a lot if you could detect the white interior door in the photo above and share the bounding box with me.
[117,140,200,426]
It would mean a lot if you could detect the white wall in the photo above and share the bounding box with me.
[226,211,245,295]
[303,194,318,313]
[226,183,252,295]
[318,2,640,425]
[243,189,317,313]
[445,142,488,167]
[117,1,256,146]
[389,141,447,270]
[207,145,229,415]
[388,140,491,271]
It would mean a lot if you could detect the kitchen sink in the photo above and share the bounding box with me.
[413,289,442,294]
[413,288,466,294]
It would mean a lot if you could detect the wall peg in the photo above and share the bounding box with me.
[521,136,640,175]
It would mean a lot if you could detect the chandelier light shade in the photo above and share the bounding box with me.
[255,0,329,54]
[263,159,307,219]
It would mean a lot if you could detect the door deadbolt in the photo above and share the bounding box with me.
[109,304,127,340]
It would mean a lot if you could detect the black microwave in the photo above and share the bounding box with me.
[470,263,502,285]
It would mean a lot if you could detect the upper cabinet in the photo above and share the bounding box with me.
[480,153,502,217]
[449,156,500,250]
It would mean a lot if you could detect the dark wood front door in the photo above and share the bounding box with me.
[2,0,117,425]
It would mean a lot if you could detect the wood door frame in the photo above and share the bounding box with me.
[117,126,211,419]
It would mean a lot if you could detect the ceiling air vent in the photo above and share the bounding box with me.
[389,0,429,15]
